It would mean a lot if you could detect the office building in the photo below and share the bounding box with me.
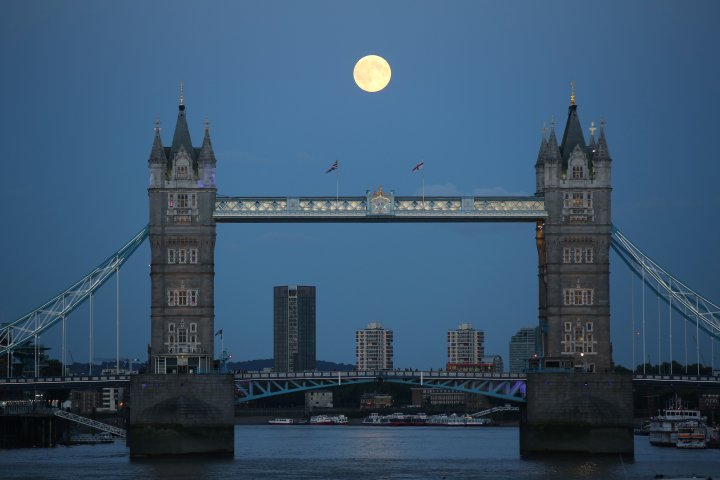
[273,285,316,372]
[355,322,393,370]
[447,323,484,369]
[509,326,538,373]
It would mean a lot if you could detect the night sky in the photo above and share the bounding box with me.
[1,1,719,370]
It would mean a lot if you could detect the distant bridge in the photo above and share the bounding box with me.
[3,371,719,403]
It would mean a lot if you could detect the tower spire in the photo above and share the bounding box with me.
[570,80,576,106]
[179,80,185,109]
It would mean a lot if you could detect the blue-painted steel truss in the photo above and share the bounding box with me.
[234,371,527,403]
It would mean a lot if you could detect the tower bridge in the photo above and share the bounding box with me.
[2,87,720,456]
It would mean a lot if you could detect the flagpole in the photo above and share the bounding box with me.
[335,164,339,212]
[422,167,425,210]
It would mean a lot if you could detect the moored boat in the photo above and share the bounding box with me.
[648,398,706,447]
[309,414,348,425]
[676,421,706,449]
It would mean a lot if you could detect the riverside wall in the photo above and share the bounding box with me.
[519,372,634,455]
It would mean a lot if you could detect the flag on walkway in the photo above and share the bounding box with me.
[325,160,339,173]
[215,329,223,336]
[411,161,424,172]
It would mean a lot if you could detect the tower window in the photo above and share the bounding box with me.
[572,165,584,179]
[168,249,176,264]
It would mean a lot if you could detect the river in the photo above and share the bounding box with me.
[1,426,717,479]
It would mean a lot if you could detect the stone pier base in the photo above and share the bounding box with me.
[127,374,235,457]
[519,372,634,455]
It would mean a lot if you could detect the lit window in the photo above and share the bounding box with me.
[574,248,582,263]
[572,193,584,207]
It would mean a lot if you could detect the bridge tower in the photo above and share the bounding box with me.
[535,87,613,372]
[147,86,217,374]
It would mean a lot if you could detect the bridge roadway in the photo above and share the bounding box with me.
[2,371,719,402]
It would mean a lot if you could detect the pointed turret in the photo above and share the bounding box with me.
[594,119,611,162]
[559,82,588,171]
[535,123,548,196]
[198,118,217,188]
[148,121,167,188]
[169,82,195,166]
[148,120,167,165]
[545,118,562,164]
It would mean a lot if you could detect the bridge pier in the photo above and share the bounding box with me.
[520,372,633,455]
[127,374,235,457]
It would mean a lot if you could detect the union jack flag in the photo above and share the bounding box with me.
[325,160,339,173]
[412,161,424,172]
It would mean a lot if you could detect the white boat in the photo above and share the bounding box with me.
[309,414,348,425]
[648,398,705,447]
[426,413,490,426]
[268,418,295,425]
[675,421,706,449]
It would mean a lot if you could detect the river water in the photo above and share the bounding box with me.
[1,426,717,479]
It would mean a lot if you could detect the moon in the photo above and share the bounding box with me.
[353,55,391,93]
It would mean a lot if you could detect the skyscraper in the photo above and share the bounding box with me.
[273,285,316,372]
[355,322,393,370]
[509,326,538,373]
[447,323,484,369]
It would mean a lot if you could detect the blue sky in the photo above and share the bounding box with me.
[1,1,719,370]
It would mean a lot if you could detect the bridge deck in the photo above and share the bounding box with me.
[214,196,547,222]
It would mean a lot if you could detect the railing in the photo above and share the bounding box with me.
[214,195,547,222]
[54,409,126,438]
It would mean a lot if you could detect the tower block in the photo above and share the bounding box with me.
[147,89,217,374]
[535,90,613,373]
[522,89,633,455]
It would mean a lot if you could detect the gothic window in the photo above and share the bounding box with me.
[168,323,175,332]
[169,335,175,344]
[563,193,570,208]
[564,322,572,332]
[190,323,197,333]
[177,194,189,208]
[168,194,174,208]
[191,194,197,208]
[586,322,593,332]
[574,248,582,263]
[189,290,197,306]
[586,193,593,208]
[168,249,176,264]
[167,289,198,307]
[178,328,187,344]
[189,248,198,263]
[178,290,188,306]
[177,165,189,179]
[563,248,571,263]
[572,193,585,207]
[584,248,594,263]
[178,249,187,264]
[563,288,594,305]
[167,291,176,306]
[572,165,584,179]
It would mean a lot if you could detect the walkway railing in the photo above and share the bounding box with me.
[214,196,547,222]
[54,409,126,438]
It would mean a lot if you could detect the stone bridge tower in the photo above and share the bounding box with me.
[535,87,613,372]
[147,86,217,373]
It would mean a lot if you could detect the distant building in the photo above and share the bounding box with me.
[509,327,538,373]
[305,391,333,411]
[360,393,393,410]
[447,323,484,368]
[411,388,464,407]
[355,322,393,370]
[98,387,124,412]
[274,285,316,372]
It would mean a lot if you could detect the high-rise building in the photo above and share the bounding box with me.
[447,323,484,368]
[273,285,316,372]
[509,327,538,373]
[355,322,393,370]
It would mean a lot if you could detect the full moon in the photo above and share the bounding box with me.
[353,55,391,93]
